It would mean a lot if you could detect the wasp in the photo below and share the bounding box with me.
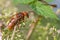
[7,12,29,30]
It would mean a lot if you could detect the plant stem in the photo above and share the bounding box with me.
[10,26,17,40]
[26,17,40,40]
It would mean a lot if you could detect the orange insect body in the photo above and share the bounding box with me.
[7,12,29,30]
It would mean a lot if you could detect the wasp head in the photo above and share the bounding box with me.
[21,11,29,18]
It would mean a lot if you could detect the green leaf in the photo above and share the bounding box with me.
[30,1,58,19]
[12,0,34,5]
[45,0,54,2]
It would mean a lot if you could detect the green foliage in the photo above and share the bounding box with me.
[28,17,60,40]
[30,1,58,19]
[45,0,54,2]
[30,26,58,40]
[12,0,34,5]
